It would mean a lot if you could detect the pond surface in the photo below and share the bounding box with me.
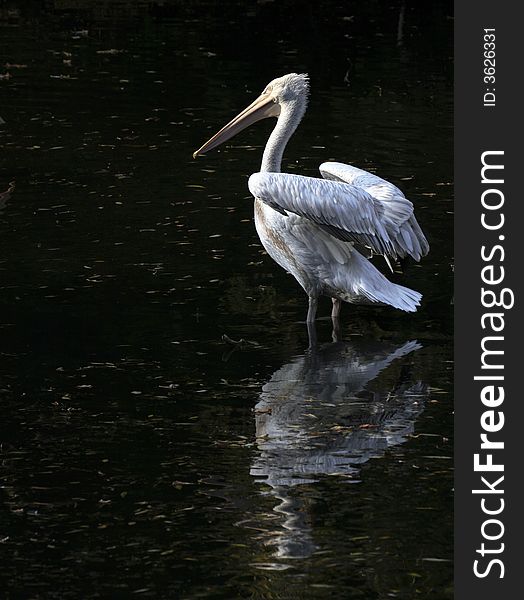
[0,2,453,598]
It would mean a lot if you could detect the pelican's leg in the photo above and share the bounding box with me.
[307,321,318,349]
[306,296,318,323]
[331,298,342,320]
[332,320,341,343]
[331,298,342,342]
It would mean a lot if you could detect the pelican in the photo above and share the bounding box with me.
[193,73,429,323]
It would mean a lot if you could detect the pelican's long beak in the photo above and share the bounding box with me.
[193,91,280,158]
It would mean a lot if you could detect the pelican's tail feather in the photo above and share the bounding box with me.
[332,250,422,312]
[382,283,422,312]
[346,278,422,312]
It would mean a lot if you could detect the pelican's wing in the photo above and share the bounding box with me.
[320,162,429,260]
[249,172,404,258]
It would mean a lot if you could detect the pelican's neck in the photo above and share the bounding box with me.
[261,98,307,173]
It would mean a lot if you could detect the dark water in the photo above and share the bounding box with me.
[0,2,453,598]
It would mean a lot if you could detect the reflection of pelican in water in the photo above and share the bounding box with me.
[249,337,427,561]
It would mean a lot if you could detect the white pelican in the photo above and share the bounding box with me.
[193,73,429,323]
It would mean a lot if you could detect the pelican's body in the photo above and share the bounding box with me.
[194,73,429,322]
[251,172,423,316]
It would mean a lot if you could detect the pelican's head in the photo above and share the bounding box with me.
[193,73,309,158]
[262,72,310,105]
